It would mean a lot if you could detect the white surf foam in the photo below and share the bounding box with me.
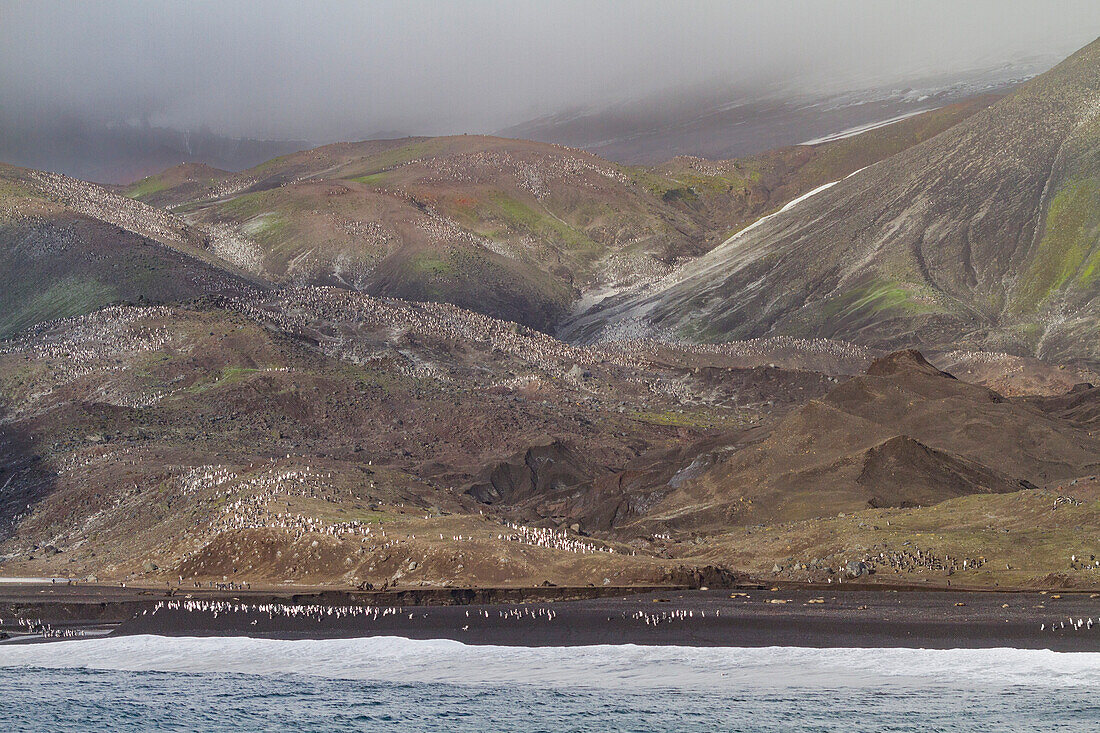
[2,636,1098,690]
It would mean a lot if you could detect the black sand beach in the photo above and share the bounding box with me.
[5,583,1100,651]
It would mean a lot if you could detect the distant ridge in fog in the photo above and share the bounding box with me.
[500,60,1051,163]
[0,112,308,184]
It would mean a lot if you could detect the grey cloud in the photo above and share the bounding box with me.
[2,0,1099,141]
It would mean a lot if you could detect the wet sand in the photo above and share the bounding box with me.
[0,583,673,642]
[6,583,1099,650]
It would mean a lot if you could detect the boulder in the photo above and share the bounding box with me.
[844,560,870,578]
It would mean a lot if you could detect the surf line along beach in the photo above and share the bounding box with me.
[5,583,1100,651]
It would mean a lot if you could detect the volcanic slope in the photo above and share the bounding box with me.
[690,473,1100,589]
[1,288,1098,588]
[0,287,825,587]
[0,164,260,338]
[121,100,992,333]
[128,136,704,331]
[631,350,1100,534]
[570,37,1100,363]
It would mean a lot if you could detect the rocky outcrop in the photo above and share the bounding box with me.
[465,439,601,505]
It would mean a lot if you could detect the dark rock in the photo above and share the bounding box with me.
[844,560,870,578]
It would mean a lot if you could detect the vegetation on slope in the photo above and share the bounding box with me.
[111,96,997,335]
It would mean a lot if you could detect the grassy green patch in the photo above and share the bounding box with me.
[628,163,754,201]
[0,178,39,205]
[483,193,600,258]
[182,366,264,394]
[409,253,456,276]
[676,172,749,196]
[0,361,48,403]
[242,212,289,240]
[1079,247,1100,285]
[349,172,390,186]
[122,176,170,200]
[1014,178,1100,311]
[253,153,294,172]
[336,140,439,179]
[704,486,1100,587]
[624,167,681,197]
[219,191,275,220]
[821,278,942,322]
[0,276,119,338]
[364,141,434,170]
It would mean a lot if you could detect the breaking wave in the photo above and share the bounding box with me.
[4,635,1100,689]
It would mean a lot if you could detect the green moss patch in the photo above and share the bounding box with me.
[1014,178,1100,312]
[409,253,457,277]
[821,278,943,323]
[182,366,267,395]
[483,193,600,258]
[122,176,170,200]
[336,140,439,179]
[349,172,390,186]
[0,276,119,339]
[219,191,275,220]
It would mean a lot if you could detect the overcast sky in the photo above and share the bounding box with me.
[3,0,1099,141]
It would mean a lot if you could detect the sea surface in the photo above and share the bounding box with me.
[2,636,1098,731]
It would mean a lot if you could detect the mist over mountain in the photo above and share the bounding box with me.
[500,60,1048,163]
[4,1,1100,178]
[0,109,308,184]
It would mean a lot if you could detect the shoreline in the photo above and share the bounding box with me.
[5,583,1100,651]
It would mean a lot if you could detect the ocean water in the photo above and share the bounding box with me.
[2,637,1098,731]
